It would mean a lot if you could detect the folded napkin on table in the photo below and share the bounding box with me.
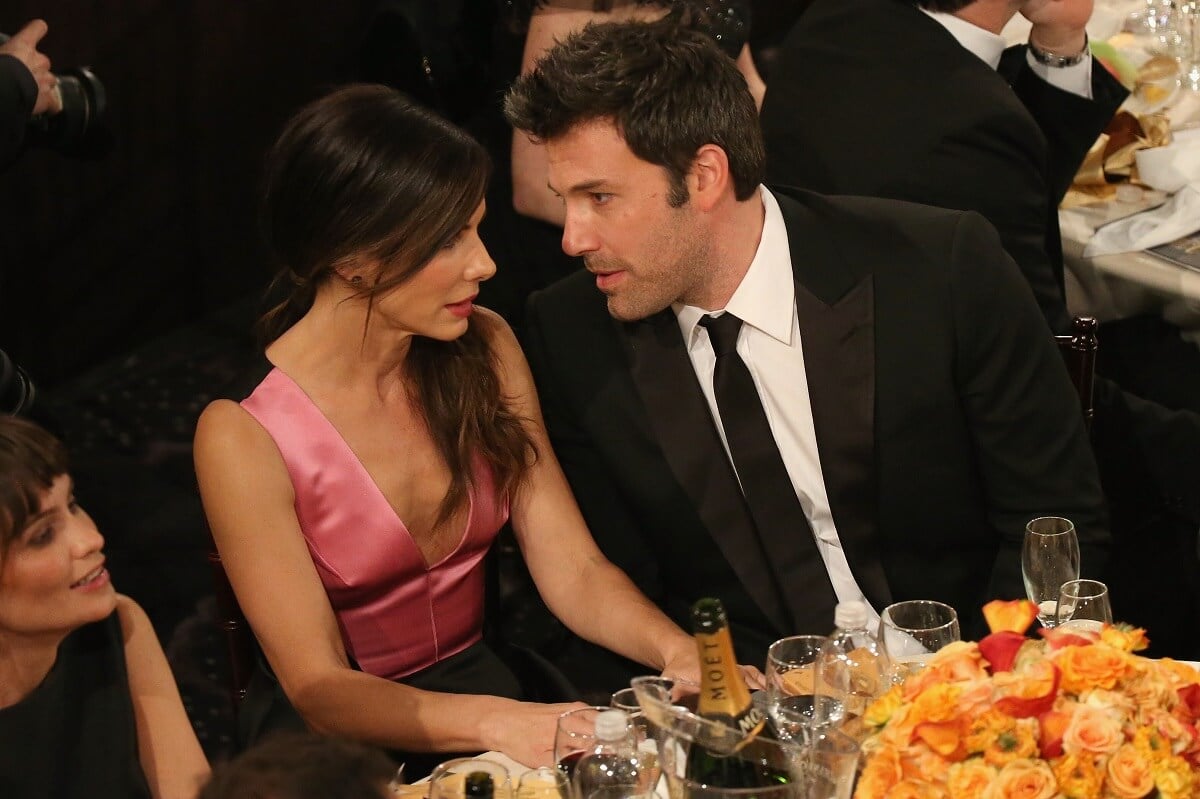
[1084,183,1200,256]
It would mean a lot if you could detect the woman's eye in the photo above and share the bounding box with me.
[67,497,81,514]
[28,525,55,547]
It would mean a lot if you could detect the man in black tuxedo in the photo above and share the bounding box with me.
[505,19,1107,677]
[761,0,1200,657]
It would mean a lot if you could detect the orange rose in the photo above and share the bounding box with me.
[1106,743,1155,799]
[1131,725,1172,764]
[1056,644,1130,694]
[982,599,1039,634]
[981,759,1057,799]
[1099,624,1149,653]
[945,760,996,799]
[855,743,901,799]
[964,709,1013,756]
[1158,659,1200,688]
[908,683,963,727]
[884,778,947,799]
[1051,753,1104,799]
[1062,704,1124,756]
[983,721,1038,768]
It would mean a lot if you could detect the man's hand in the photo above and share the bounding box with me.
[1,20,62,116]
[1021,0,1093,55]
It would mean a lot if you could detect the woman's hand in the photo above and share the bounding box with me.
[739,664,767,691]
[483,701,588,768]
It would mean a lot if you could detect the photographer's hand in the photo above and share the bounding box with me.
[0,19,62,116]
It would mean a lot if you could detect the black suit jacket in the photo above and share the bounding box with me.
[526,188,1108,664]
[760,0,1126,335]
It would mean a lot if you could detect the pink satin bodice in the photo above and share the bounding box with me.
[240,367,509,681]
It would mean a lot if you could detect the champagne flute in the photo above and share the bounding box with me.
[1021,516,1080,628]
[878,600,960,682]
[1056,579,1113,632]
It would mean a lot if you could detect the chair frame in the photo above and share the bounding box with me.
[1055,315,1099,429]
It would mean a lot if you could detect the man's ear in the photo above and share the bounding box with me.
[688,144,732,212]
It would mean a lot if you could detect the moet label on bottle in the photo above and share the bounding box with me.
[697,632,765,746]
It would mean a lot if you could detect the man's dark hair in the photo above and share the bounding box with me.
[197,733,396,799]
[906,0,975,11]
[504,18,764,205]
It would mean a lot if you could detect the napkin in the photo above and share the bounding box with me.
[1084,183,1200,256]
[1135,127,1200,191]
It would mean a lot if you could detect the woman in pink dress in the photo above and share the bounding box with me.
[193,84,698,769]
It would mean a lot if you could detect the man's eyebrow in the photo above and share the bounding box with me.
[566,179,608,193]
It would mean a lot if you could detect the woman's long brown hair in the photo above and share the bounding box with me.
[258,85,535,524]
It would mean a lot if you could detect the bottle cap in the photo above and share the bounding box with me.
[834,600,868,629]
[594,709,629,741]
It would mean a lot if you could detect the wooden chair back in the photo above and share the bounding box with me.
[205,531,257,719]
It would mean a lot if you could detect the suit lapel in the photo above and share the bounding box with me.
[781,191,893,611]
[623,312,793,634]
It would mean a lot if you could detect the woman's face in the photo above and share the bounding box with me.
[371,200,496,342]
[0,474,116,638]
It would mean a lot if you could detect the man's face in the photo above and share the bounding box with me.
[546,120,713,321]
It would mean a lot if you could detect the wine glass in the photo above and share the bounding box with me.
[878,600,960,682]
[428,758,511,799]
[1021,516,1080,628]
[764,635,838,739]
[1056,579,1113,632]
[553,706,610,781]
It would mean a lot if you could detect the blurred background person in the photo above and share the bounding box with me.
[197,733,395,799]
[0,415,209,799]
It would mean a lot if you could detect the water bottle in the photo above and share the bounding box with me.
[814,600,889,741]
[570,709,645,799]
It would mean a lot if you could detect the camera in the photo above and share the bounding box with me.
[0,32,108,157]
[0,349,37,416]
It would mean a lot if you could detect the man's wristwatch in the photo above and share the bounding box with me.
[1028,34,1089,68]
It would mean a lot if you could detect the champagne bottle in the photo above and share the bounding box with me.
[685,598,790,789]
[464,771,495,799]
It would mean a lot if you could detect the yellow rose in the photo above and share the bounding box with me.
[982,759,1057,799]
[1151,754,1195,799]
[866,685,904,728]
[1062,704,1124,756]
[1105,743,1155,799]
[1056,645,1130,694]
[1051,753,1104,799]
[1099,625,1149,653]
[946,759,997,799]
[1131,725,1171,764]
[964,710,1014,756]
[983,722,1039,768]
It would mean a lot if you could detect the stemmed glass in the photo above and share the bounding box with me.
[553,706,610,782]
[1021,516,1081,628]
[764,635,836,740]
[878,600,960,683]
[1056,579,1113,632]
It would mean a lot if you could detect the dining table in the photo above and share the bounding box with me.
[1004,1,1200,345]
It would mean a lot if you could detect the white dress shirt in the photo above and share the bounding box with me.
[923,9,1093,99]
[673,186,879,628]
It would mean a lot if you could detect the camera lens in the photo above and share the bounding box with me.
[0,349,36,416]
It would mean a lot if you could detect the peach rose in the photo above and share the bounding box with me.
[1056,644,1130,694]
[1105,743,1155,799]
[854,743,901,799]
[945,759,996,799]
[981,759,1057,799]
[1062,704,1124,756]
[983,721,1038,767]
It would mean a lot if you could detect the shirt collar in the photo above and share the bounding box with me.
[675,186,795,347]
[921,8,1005,70]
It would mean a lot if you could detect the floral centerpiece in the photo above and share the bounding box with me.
[854,600,1200,799]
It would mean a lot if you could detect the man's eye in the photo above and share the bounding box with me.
[591,192,612,205]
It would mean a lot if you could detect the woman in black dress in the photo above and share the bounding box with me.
[0,416,209,799]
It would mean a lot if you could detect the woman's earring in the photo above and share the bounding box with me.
[349,275,363,286]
